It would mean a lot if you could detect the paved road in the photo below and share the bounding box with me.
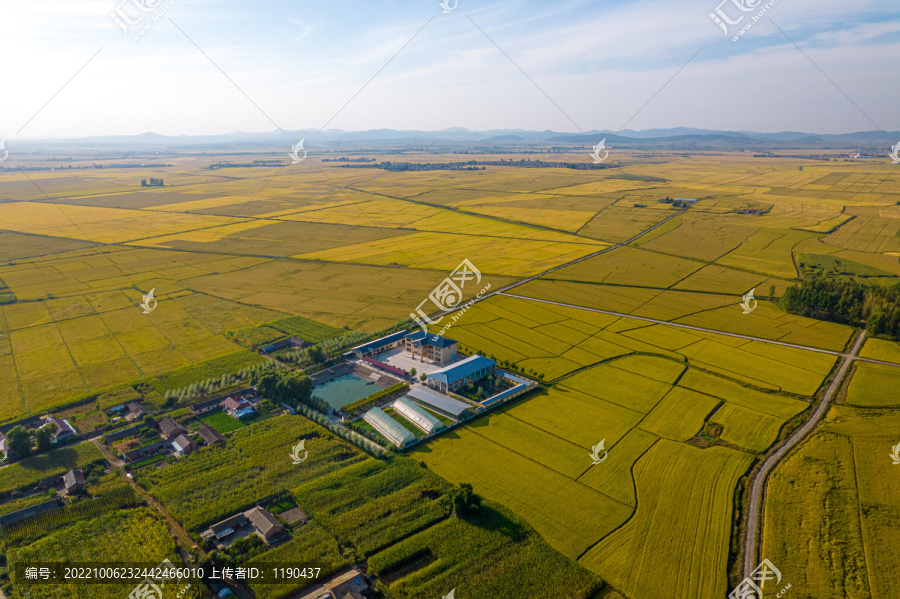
[741,330,867,581]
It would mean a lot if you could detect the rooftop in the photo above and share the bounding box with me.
[393,397,444,434]
[351,330,408,355]
[244,506,283,536]
[363,407,416,447]
[405,330,457,348]
[427,354,496,385]
[406,386,470,417]
[63,469,85,489]
[171,434,196,454]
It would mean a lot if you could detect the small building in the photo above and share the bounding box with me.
[426,355,496,394]
[404,331,458,364]
[126,402,145,421]
[363,408,416,448]
[349,330,409,359]
[62,469,86,495]
[328,573,370,599]
[198,424,225,446]
[0,431,7,460]
[222,397,255,419]
[244,506,284,543]
[259,338,292,354]
[392,397,445,435]
[158,417,184,439]
[209,513,249,540]
[171,434,198,457]
[42,418,76,443]
[123,439,171,463]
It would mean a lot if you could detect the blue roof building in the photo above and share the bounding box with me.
[426,355,496,394]
[350,330,409,358]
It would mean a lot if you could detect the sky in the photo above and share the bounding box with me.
[0,0,898,139]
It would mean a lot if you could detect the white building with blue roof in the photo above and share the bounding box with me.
[426,354,496,394]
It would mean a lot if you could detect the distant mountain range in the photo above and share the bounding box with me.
[11,127,900,151]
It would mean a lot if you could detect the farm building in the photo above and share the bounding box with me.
[198,424,225,446]
[403,331,458,364]
[245,506,284,543]
[41,418,76,443]
[349,330,409,359]
[392,397,445,434]
[406,387,471,419]
[191,388,259,415]
[171,434,198,457]
[209,513,248,540]
[222,397,255,419]
[123,439,171,463]
[259,338,292,354]
[126,402,145,420]
[158,417,184,439]
[426,355,496,394]
[62,469,85,495]
[363,408,416,448]
[205,507,284,544]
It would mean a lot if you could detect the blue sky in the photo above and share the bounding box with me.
[1,0,898,138]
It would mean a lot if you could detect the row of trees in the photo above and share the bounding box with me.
[162,368,260,407]
[3,425,53,459]
[780,277,900,339]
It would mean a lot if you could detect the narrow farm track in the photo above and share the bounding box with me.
[741,330,867,581]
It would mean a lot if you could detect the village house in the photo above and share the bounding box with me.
[157,417,184,439]
[171,434,198,457]
[223,396,255,419]
[62,469,86,495]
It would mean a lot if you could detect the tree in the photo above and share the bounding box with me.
[6,426,32,459]
[419,373,428,383]
[445,483,481,516]
[34,426,54,452]
[143,415,156,429]
[307,346,325,364]
[409,367,417,377]
[768,285,776,301]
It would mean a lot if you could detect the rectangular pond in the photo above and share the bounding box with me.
[313,373,380,409]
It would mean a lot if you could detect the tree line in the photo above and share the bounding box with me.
[781,277,900,339]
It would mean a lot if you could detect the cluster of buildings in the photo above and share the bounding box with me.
[190,388,259,418]
[122,415,224,463]
[203,506,287,546]
[348,330,528,449]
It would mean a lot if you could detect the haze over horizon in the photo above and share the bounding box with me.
[2,0,899,140]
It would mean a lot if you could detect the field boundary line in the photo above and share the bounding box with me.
[498,292,845,357]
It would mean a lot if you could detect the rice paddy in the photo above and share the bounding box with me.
[2,151,899,599]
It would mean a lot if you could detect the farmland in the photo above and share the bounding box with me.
[761,405,900,598]
[1,150,899,598]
